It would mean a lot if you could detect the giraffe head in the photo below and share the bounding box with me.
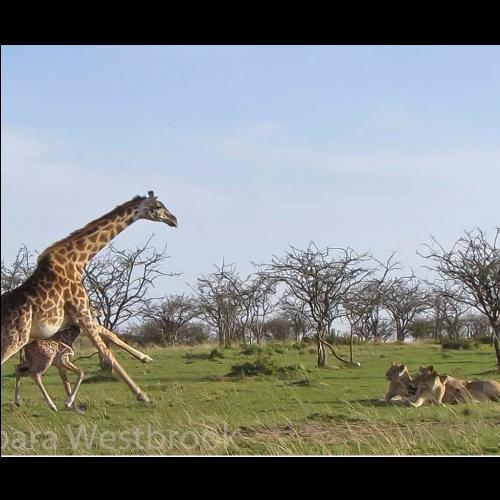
[136,191,178,227]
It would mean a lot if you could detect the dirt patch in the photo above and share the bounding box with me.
[237,418,500,449]
[237,420,406,445]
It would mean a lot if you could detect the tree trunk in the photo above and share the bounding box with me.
[396,325,402,342]
[349,326,354,363]
[493,325,500,368]
[317,340,327,367]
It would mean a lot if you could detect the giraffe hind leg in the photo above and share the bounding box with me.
[97,326,153,363]
[57,355,85,410]
[14,364,28,406]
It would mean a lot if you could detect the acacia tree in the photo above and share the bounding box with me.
[279,294,311,341]
[420,227,500,366]
[425,286,469,340]
[247,273,279,344]
[266,243,371,367]
[381,277,429,342]
[426,291,447,342]
[83,236,176,371]
[140,294,197,346]
[343,254,400,343]
[440,295,469,339]
[1,245,36,293]
[191,262,243,347]
[462,313,491,339]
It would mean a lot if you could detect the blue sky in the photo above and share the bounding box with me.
[2,45,500,296]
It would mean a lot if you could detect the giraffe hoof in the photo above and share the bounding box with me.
[49,403,58,411]
[137,392,151,404]
[141,355,153,363]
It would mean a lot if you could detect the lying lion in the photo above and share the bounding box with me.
[458,379,499,402]
[410,368,447,407]
[412,365,500,404]
[384,362,415,402]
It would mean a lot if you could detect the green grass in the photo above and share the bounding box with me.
[1,342,499,455]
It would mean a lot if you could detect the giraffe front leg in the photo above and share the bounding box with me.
[76,318,151,403]
[32,373,58,411]
[97,326,153,363]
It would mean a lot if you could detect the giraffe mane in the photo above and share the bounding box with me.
[37,195,146,263]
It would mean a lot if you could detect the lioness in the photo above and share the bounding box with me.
[385,362,414,402]
[410,369,446,407]
[437,375,476,403]
[413,366,468,404]
[414,366,500,403]
[464,379,500,402]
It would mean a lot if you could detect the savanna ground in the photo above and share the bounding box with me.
[1,341,499,455]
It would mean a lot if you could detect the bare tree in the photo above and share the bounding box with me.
[83,235,177,371]
[190,262,243,348]
[462,313,492,340]
[420,227,500,366]
[440,295,469,339]
[263,315,293,341]
[381,276,429,342]
[1,245,37,294]
[265,243,372,367]
[343,253,401,344]
[140,294,197,346]
[426,290,447,342]
[279,294,311,341]
[247,273,279,344]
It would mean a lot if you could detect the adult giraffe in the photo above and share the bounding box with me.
[1,191,178,403]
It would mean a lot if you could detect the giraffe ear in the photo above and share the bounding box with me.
[148,190,156,198]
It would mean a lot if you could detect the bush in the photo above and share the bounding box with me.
[228,357,305,378]
[270,343,287,354]
[228,357,276,377]
[277,363,306,377]
[208,347,225,360]
[327,335,363,346]
[441,338,478,350]
[240,343,288,356]
[185,347,226,362]
[474,335,493,345]
[240,344,266,356]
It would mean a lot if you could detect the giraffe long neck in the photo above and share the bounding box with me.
[38,196,144,276]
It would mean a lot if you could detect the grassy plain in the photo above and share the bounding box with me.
[1,341,499,455]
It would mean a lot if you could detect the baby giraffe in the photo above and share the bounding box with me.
[15,325,84,413]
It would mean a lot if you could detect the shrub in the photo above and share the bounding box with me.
[240,344,265,356]
[228,357,305,378]
[185,347,226,362]
[277,363,306,377]
[228,357,276,377]
[441,338,478,350]
[474,335,493,345]
[291,341,306,351]
[270,343,287,354]
[208,347,225,360]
